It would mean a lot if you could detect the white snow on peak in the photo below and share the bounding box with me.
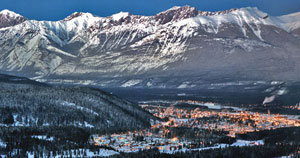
[111,12,130,21]
[173,7,266,27]
[278,11,300,22]
[65,12,100,28]
[61,12,100,27]
[171,7,300,40]
[0,9,23,18]
[235,7,267,17]
[69,12,96,20]
[37,12,101,46]
[277,12,300,31]
[175,7,299,31]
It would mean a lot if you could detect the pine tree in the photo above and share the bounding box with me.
[3,113,14,125]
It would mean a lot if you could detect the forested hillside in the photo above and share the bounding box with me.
[0,74,156,157]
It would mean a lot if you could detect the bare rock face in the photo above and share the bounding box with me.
[0,9,27,28]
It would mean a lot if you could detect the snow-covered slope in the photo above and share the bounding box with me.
[277,12,300,32]
[0,6,300,88]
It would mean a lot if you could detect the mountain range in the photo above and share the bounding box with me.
[0,6,300,89]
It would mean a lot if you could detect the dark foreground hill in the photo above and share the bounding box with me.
[0,74,156,156]
[0,74,155,131]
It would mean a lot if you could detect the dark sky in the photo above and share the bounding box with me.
[1,0,300,21]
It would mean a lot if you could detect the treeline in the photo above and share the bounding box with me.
[0,125,120,157]
[237,127,300,144]
[160,127,235,147]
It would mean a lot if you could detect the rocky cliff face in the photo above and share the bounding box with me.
[0,6,300,88]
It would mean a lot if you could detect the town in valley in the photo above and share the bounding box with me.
[91,100,300,153]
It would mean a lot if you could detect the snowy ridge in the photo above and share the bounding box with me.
[0,9,23,19]
[1,7,298,48]
[277,12,300,31]
[172,7,297,40]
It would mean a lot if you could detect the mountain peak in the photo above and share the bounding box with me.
[164,5,196,12]
[237,7,264,14]
[0,9,27,28]
[155,5,199,24]
[0,9,22,17]
[64,12,84,21]
[64,12,96,21]
[165,5,196,10]
[232,7,268,20]
[111,12,131,21]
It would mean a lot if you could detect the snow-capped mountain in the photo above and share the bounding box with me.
[0,9,27,28]
[0,6,300,88]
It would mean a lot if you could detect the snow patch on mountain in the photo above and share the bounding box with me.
[121,80,142,87]
[263,96,276,104]
[178,82,192,89]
